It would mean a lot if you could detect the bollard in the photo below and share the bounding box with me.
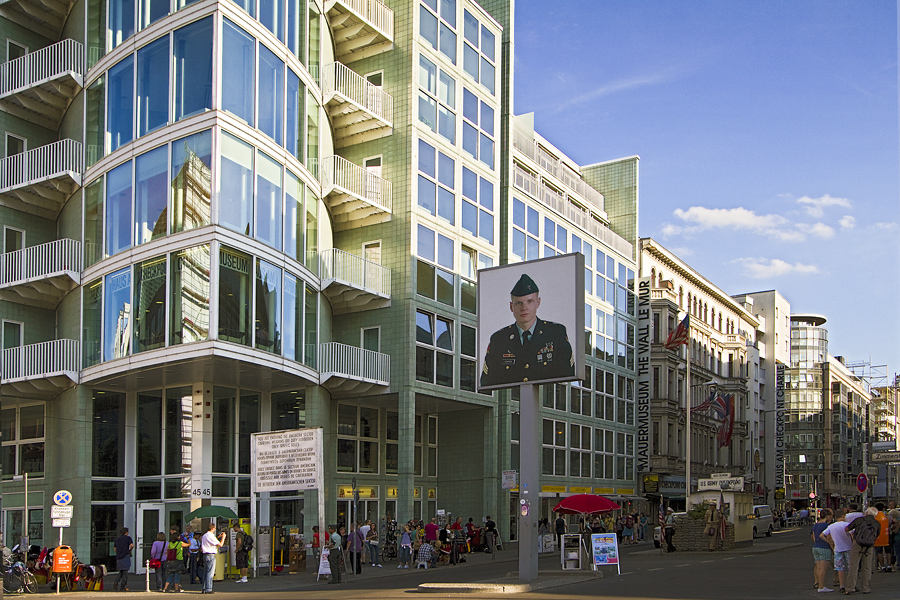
[146,560,151,592]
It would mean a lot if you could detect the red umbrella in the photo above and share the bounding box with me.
[552,494,620,515]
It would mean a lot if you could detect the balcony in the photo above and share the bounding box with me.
[323,62,393,147]
[0,0,74,40]
[1,339,79,398]
[0,238,81,309]
[0,139,82,220]
[0,39,84,129]
[324,0,393,63]
[320,155,392,231]
[318,341,389,395]
[320,248,390,314]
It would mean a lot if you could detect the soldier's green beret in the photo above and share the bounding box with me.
[511,273,538,297]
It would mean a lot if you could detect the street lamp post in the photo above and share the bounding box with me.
[13,472,28,549]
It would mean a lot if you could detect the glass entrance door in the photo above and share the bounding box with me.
[136,503,165,573]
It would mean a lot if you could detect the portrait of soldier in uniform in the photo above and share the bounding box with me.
[480,273,575,388]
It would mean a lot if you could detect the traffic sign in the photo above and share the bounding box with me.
[872,451,900,463]
[51,506,73,519]
[52,518,71,528]
[857,473,869,493]
[53,490,73,506]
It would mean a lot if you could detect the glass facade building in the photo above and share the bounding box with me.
[1,0,640,568]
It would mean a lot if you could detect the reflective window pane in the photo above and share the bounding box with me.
[255,150,283,250]
[219,132,254,235]
[105,160,132,257]
[218,247,252,345]
[134,256,167,352]
[255,260,282,354]
[222,20,255,125]
[108,56,134,151]
[103,267,132,361]
[171,130,212,232]
[136,37,169,136]
[174,17,214,121]
[170,245,210,345]
[134,146,168,245]
[258,45,284,145]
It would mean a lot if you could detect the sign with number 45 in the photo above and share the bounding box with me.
[191,474,212,498]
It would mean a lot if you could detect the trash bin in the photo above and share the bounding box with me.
[52,546,74,573]
[214,548,226,581]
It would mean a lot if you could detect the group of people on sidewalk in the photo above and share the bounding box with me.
[812,501,900,594]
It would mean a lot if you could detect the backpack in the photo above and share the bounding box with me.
[166,544,178,561]
[242,534,253,551]
[625,516,634,528]
[852,516,880,547]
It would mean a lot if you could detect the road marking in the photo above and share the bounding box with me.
[647,568,664,572]
[676,563,691,567]
[722,557,737,560]
[700,560,715,563]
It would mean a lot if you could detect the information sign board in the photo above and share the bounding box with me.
[252,428,323,493]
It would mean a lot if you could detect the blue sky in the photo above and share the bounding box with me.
[514,0,900,378]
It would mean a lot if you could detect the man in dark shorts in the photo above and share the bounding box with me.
[113,528,134,591]
[233,523,249,583]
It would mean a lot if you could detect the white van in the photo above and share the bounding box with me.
[752,505,774,537]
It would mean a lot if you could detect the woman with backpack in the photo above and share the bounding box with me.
[622,514,635,545]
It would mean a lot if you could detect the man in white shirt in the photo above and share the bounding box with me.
[200,523,226,594]
[821,508,853,592]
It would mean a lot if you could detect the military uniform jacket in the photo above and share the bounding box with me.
[480,318,574,387]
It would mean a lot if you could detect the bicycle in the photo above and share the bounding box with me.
[3,553,38,594]
[381,523,398,564]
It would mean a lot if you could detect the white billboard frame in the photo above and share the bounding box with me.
[477,253,585,391]
[251,427,323,494]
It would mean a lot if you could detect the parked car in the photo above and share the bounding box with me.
[752,505,774,537]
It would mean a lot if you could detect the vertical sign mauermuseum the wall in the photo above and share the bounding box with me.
[636,277,652,474]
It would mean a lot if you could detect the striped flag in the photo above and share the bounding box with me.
[690,389,718,413]
[664,315,690,349]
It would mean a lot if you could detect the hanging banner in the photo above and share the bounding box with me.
[252,428,323,493]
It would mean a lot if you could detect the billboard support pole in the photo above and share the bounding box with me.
[518,383,539,582]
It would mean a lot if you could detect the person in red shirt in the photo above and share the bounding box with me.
[874,502,891,572]
[424,518,440,542]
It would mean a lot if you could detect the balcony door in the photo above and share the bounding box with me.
[364,156,382,205]
[363,240,381,292]
[365,71,383,115]
[6,41,26,62]
[5,134,25,158]
[2,321,23,379]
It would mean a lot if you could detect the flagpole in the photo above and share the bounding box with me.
[685,320,691,510]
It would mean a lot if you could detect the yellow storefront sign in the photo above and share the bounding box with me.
[337,486,379,498]
[616,488,635,495]
[542,485,566,493]
[594,487,615,495]
[569,487,591,494]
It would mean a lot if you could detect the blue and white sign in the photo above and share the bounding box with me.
[53,490,73,506]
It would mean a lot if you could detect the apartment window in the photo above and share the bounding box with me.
[543,215,568,257]
[415,310,453,387]
[258,45,284,145]
[460,324,477,391]
[256,150,283,250]
[105,159,132,258]
[219,132,254,236]
[617,319,635,371]
[617,375,635,426]
[271,391,305,431]
[593,429,613,478]
[416,224,454,306]
[103,267,132,361]
[134,256,167,352]
[417,139,455,223]
[569,424,592,478]
[222,19,255,125]
[255,260,282,354]
[134,145,167,245]
[5,133,25,159]
[418,55,456,144]
[170,245,211,346]
[362,327,380,352]
[461,88,494,169]
[511,198,539,261]
[2,405,45,480]
[171,129,212,234]
[594,308,613,363]
[461,167,493,243]
[427,415,439,476]
[137,37,169,136]
[595,369,615,421]
[419,0,456,64]
[337,405,379,473]
[174,17,214,122]
[542,419,566,476]
[461,10,495,95]
[218,246,252,346]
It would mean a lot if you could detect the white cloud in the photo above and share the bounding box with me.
[732,257,820,279]
[875,222,899,230]
[799,222,836,239]
[796,194,851,218]
[667,206,804,241]
[839,215,856,229]
[669,246,694,257]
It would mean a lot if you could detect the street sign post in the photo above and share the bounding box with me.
[871,451,900,463]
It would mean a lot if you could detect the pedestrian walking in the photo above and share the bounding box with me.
[397,524,412,569]
[200,522,227,594]
[149,531,167,590]
[113,527,134,592]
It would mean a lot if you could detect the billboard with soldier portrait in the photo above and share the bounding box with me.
[477,254,585,391]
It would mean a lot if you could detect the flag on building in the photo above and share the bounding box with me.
[690,388,718,413]
[717,394,736,447]
[664,314,690,349]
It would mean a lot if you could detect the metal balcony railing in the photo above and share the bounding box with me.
[321,155,392,212]
[0,238,81,287]
[319,341,390,385]
[0,39,83,97]
[0,139,82,193]
[325,0,394,62]
[320,248,390,297]
[323,61,394,125]
[1,339,79,383]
